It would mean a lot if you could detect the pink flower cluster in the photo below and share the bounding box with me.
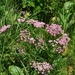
[49,33,70,53]
[17,17,25,22]
[20,29,30,42]
[18,48,24,54]
[49,40,57,47]
[28,37,35,44]
[30,61,53,75]
[21,11,26,15]
[26,19,37,24]
[0,25,11,34]
[56,47,64,53]
[37,38,44,47]
[20,29,36,44]
[26,19,45,28]
[56,34,70,46]
[46,24,63,36]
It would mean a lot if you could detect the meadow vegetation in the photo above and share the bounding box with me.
[0,0,75,75]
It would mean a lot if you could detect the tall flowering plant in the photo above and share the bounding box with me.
[17,19,70,75]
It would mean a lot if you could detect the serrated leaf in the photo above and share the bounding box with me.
[8,65,24,75]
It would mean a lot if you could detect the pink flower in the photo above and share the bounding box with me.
[56,33,70,46]
[17,17,25,22]
[38,38,44,43]
[21,11,26,15]
[34,22,45,28]
[18,48,24,54]
[20,29,30,42]
[46,24,63,36]
[37,38,44,47]
[26,19,45,28]
[56,47,64,53]
[17,18,21,22]
[0,25,11,34]
[28,37,35,44]
[26,19,38,24]
[48,33,70,48]
[30,61,53,75]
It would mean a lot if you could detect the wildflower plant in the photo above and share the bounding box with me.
[0,0,74,75]
[0,18,70,75]
[16,18,70,75]
[30,61,53,75]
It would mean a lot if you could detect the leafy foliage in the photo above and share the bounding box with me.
[0,0,75,75]
[8,65,24,75]
[56,1,75,32]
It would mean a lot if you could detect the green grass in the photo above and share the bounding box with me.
[0,0,75,75]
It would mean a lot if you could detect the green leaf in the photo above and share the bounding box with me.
[34,6,41,13]
[28,2,35,7]
[64,1,74,10]
[22,0,27,8]
[68,20,75,27]
[24,12,31,19]
[37,0,40,2]
[66,13,72,22]
[8,65,24,75]
[0,72,8,75]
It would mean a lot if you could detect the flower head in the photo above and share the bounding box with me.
[20,29,30,42]
[26,19,38,24]
[21,11,26,15]
[17,17,25,22]
[56,47,64,53]
[0,25,11,34]
[37,38,44,47]
[34,22,45,28]
[30,61,53,75]
[26,19,45,28]
[46,24,63,36]
[56,33,70,46]
[28,37,35,44]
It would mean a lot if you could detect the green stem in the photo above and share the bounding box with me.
[20,59,29,75]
